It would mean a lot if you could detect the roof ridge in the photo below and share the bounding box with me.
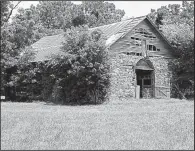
[41,33,64,38]
[89,15,146,31]
[38,16,147,39]
[124,15,147,20]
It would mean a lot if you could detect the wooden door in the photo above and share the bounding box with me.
[142,75,153,98]
[136,70,154,98]
[155,86,170,98]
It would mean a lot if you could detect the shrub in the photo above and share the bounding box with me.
[43,26,110,105]
[5,62,44,102]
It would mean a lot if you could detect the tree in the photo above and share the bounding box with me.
[36,1,125,30]
[148,1,194,98]
[148,1,194,27]
[1,1,21,96]
[162,23,194,82]
[37,1,78,29]
[43,26,110,104]
[0,1,21,25]
[81,1,125,27]
[1,2,43,99]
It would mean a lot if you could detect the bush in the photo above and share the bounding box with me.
[4,62,44,102]
[43,26,110,105]
[162,23,194,99]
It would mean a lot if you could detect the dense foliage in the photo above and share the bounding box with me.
[1,1,120,101]
[42,26,110,104]
[37,1,125,29]
[1,1,21,96]
[148,1,194,99]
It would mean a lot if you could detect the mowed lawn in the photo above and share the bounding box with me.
[1,98,194,150]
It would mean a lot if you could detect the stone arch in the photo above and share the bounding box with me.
[135,57,154,71]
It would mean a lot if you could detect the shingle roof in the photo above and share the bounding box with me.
[31,34,65,62]
[31,16,146,62]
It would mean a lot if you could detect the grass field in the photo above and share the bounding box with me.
[1,98,194,150]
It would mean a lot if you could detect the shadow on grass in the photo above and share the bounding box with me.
[43,100,107,106]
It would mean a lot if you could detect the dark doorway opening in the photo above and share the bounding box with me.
[136,69,154,98]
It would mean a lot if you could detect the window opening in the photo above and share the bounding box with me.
[136,53,141,56]
[143,79,151,85]
[153,46,156,51]
[125,52,142,56]
[147,45,159,51]
[149,45,153,50]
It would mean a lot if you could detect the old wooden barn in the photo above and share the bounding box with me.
[28,16,175,99]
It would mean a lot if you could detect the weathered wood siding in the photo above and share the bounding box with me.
[109,19,174,58]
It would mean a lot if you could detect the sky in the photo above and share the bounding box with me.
[12,1,183,18]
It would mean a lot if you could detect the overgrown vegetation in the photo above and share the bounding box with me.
[42,26,110,105]
[1,1,121,102]
[6,26,110,104]
[148,1,194,99]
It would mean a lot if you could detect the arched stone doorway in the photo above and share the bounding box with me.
[135,58,155,98]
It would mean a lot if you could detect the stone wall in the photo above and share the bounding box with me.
[150,57,172,87]
[150,57,172,98]
[108,53,142,99]
[108,53,173,100]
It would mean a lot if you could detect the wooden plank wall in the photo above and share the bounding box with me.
[109,19,174,58]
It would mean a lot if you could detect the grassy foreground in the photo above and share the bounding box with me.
[1,98,194,150]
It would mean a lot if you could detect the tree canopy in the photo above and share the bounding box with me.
[36,1,125,29]
[148,1,194,98]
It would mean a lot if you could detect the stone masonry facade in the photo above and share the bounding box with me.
[108,53,172,100]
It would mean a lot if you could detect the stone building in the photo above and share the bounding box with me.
[31,16,175,99]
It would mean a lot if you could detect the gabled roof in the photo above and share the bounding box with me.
[31,34,65,62]
[30,15,173,62]
[31,16,146,62]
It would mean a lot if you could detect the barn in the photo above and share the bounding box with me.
[29,15,176,100]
